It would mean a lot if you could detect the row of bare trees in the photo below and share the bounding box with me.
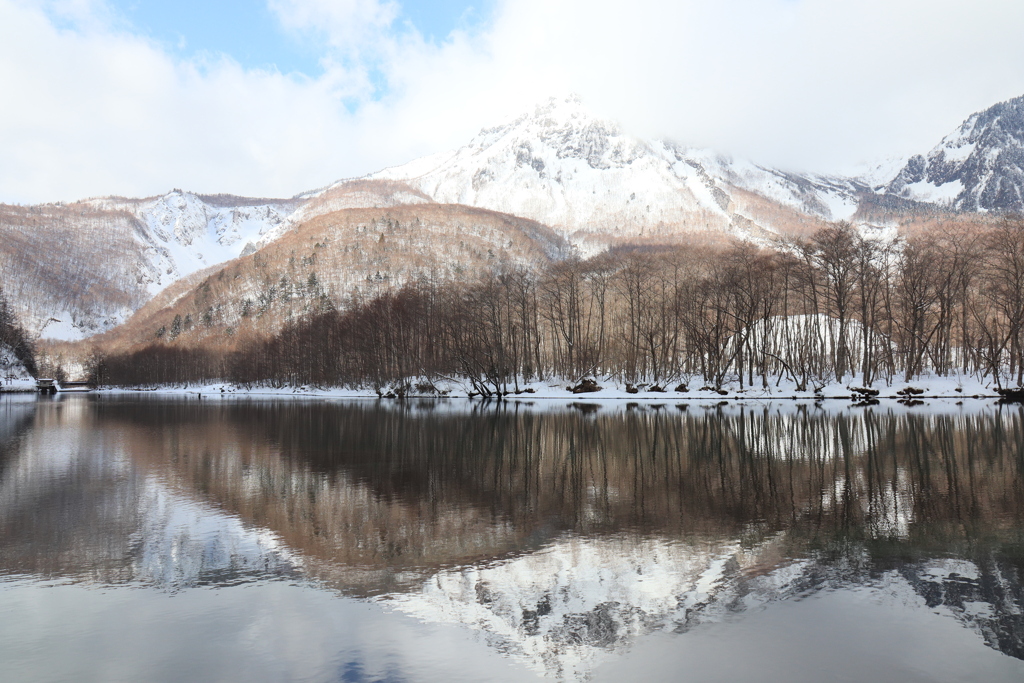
[101,217,1024,391]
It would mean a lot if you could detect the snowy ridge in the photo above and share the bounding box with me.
[688,150,866,221]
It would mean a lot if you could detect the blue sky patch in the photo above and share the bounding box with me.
[104,0,489,76]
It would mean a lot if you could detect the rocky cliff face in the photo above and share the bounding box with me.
[887,94,1024,212]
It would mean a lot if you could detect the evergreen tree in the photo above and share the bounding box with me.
[0,285,37,377]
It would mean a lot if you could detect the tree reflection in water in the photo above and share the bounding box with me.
[1,396,1022,679]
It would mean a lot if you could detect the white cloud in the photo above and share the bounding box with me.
[0,0,368,202]
[2,0,1024,204]
[395,0,1024,174]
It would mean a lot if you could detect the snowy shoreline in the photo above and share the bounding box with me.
[75,373,1013,402]
[0,378,36,393]
[7,370,1022,404]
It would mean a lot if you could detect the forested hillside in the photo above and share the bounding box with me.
[0,203,152,339]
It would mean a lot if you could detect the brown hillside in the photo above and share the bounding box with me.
[90,203,570,354]
[0,202,153,336]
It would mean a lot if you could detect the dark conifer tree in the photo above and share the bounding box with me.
[0,285,37,377]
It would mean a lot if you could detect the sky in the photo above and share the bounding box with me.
[2,0,1024,204]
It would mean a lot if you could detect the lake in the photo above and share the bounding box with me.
[1,394,1023,682]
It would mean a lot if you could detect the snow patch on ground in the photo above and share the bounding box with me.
[940,141,977,165]
[901,179,964,206]
[852,155,910,190]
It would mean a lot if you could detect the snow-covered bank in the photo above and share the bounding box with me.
[0,345,35,392]
[95,372,1012,405]
[0,380,36,393]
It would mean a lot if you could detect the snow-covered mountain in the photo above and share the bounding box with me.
[12,92,1024,346]
[15,93,876,342]
[887,94,1024,212]
[369,96,866,246]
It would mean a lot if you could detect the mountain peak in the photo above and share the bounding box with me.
[466,94,637,173]
[480,94,603,133]
[368,95,868,242]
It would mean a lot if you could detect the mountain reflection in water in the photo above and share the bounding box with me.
[0,395,1023,681]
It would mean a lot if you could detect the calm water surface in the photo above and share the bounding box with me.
[1,394,1023,682]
